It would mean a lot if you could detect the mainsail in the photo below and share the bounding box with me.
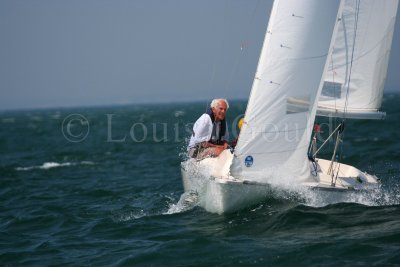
[317,0,399,120]
[230,0,343,182]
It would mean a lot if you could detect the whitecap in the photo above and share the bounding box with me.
[174,110,185,117]
[15,161,95,171]
[40,162,72,169]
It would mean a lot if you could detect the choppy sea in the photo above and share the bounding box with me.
[1,93,400,266]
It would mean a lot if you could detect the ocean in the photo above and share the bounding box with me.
[1,93,400,266]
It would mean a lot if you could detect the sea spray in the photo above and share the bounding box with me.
[164,191,199,215]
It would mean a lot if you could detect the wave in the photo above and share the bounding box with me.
[15,161,95,171]
[109,192,196,223]
[164,191,199,215]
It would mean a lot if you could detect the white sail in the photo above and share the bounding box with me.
[230,0,343,182]
[318,0,399,120]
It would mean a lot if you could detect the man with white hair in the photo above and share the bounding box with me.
[187,98,229,159]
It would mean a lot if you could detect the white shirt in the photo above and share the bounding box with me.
[187,114,228,149]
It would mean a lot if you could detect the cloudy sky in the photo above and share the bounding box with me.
[0,0,399,111]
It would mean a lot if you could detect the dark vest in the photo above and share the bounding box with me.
[206,108,227,145]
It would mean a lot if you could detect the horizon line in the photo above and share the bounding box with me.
[1,91,400,113]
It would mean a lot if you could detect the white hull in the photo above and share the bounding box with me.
[181,150,379,214]
[181,170,273,214]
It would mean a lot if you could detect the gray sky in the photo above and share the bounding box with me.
[1,0,399,111]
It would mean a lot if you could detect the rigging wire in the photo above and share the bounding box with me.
[205,1,262,111]
[312,0,361,184]
[222,0,262,99]
[343,0,361,120]
[331,0,361,183]
[314,5,343,160]
[204,0,262,115]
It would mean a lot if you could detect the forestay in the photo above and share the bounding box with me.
[318,0,399,120]
[230,0,343,182]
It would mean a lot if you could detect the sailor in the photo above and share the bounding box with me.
[187,98,229,159]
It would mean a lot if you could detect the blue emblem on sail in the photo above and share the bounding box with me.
[244,156,253,167]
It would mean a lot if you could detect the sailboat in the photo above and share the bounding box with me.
[181,0,399,214]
